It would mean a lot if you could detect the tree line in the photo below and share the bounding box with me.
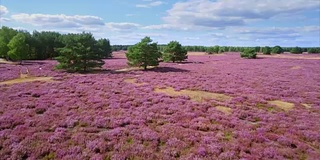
[1,26,319,72]
[113,44,319,54]
[0,26,112,62]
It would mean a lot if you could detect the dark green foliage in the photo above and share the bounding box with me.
[112,45,130,51]
[206,45,220,54]
[219,47,225,53]
[162,52,172,62]
[96,38,112,58]
[290,46,303,54]
[163,41,187,62]
[240,48,257,59]
[30,31,63,60]
[271,46,284,54]
[126,37,161,70]
[307,48,320,54]
[7,33,28,63]
[0,26,18,59]
[262,46,271,55]
[55,32,105,72]
[254,46,261,52]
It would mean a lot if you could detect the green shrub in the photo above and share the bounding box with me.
[307,48,320,54]
[271,46,283,54]
[240,48,257,59]
[290,47,303,54]
[164,41,187,62]
[262,46,271,55]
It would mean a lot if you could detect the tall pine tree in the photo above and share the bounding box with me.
[126,37,160,70]
[56,32,105,72]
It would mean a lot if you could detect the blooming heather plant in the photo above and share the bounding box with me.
[0,53,320,159]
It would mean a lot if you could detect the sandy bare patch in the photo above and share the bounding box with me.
[116,66,156,72]
[0,76,55,85]
[187,52,225,56]
[268,100,294,111]
[154,87,231,102]
[124,78,147,86]
[291,66,302,70]
[259,54,320,60]
[302,103,312,109]
[187,52,207,56]
[216,106,232,115]
[0,59,18,64]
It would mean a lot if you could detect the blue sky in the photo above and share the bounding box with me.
[0,0,319,47]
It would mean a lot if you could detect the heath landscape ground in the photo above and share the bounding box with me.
[0,52,320,159]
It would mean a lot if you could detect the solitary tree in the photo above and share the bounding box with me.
[163,41,187,62]
[240,48,257,59]
[272,46,283,54]
[55,32,105,72]
[7,33,28,63]
[126,37,160,70]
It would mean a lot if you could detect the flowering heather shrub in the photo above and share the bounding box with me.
[0,53,320,159]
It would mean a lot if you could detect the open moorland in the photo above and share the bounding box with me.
[1,52,320,159]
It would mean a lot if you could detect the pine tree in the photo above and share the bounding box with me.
[163,41,187,62]
[55,32,105,72]
[126,37,160,70]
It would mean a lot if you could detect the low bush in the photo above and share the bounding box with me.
[240,48,257,59]
[290,47,303,54]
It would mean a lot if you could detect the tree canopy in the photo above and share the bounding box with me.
[262,46,271,55]
[163,41,187,62]
[240,48,257,59]
[272,46,284,54]
[126,37,161,70]
[0,26,18,60]
[290,46,303,54]
[96,38,112,58]
[55,32,105,72]
[7,33,28,63]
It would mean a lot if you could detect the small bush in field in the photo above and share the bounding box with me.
[240,48,257,59]
[290,47,303,54]
[262,46,271,55]
[272,46,283,54]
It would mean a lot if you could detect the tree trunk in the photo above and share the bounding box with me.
[144,65,147,70]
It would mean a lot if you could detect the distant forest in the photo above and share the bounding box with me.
[0,26,319,62]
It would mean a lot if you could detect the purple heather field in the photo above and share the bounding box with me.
[0,53,320,160]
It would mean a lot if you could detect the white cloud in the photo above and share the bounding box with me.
[105,22,141,32]
[143,24,191,30]
[301,26,320,32]
[0,5,10,22]
[155,0,320,30]
[136,1,164,8]
[11,13,105,28]
[0,5,8,16]
[0,17,10,22]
